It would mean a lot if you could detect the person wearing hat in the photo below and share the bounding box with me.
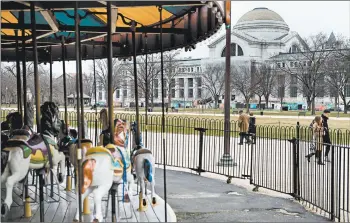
[322,109,332,162]
[238,110,250,145]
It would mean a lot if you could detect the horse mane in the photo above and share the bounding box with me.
[40,101,59,135]
[99,109,108,130]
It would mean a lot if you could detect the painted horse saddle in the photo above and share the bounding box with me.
[85,144,130,176]
[4,133,57,164]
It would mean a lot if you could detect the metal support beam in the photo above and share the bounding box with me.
[40,9,59,32]
[74,2,83,222]
[31,2,41,133]
[144,34,149,146]
[158,5,168,223]
[21,10,27,125]
[61,37,68,134]
[221,1,233,165]
[1,23,187,34]
[93,43,98,146]
[107,2,114,144]
[78,26,85,138]
[131,21,140,146]
[15,30,22,114]
[49,46,53,101]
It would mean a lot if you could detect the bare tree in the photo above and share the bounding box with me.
[93,58,124,101]
[325,48,350,113]
[163,51,182,108]
[254,62,275,109]
[122,54,161,109]
[273,33,335,115]
[201,63,225,108]
[231,62,262,112]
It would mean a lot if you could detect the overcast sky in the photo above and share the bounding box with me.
[46,1,350,76]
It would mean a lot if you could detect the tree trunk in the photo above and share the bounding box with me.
[311,97,316,115]
[258,95,262,110]
[168,90,172,108]
[341,96,348,114]
[265,95,269,109]
[280,97,283,111]
[245,98,250,113]
[306,98,312,112]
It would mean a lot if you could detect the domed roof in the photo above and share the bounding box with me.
[237,7,285,23]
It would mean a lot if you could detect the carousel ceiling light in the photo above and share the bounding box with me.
[216,11,222,19]
[212,6,217,14]
[200,0,206,3]
[207,2,213,8]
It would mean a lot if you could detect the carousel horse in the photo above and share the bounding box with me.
[1,102,65,219]
[130,121,157,210]
[98,109,134,191]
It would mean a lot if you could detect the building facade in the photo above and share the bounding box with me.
[94,7,349,110]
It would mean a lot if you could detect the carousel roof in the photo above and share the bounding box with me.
[1,1,225,62]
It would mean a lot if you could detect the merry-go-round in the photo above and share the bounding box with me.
[1,1,227,222]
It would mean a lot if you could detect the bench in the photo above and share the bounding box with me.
[232,110,239,115]
[298,111,306,117]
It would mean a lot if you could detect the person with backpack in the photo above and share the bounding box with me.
[321,109,332,162]
[248,112,256,144]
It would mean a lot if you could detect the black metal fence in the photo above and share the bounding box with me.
[1,109,349,222]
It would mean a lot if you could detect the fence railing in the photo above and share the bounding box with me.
[1,109,349,222]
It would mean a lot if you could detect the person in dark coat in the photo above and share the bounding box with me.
[322,109,331,162]
[248,112,256,144]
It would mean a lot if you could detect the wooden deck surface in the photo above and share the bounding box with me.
[1,174,176,222]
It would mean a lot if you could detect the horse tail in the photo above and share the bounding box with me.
[82,159,96,194]
[143,159,153,183]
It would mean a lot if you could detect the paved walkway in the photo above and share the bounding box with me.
[154,168,328,222]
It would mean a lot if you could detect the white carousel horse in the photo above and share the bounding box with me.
[1,102,66,219]
[130,121,157,209]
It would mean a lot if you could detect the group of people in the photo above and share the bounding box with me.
[238,110,256,145]
[305,109,332,165]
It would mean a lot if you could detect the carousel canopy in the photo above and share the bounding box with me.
[1,1,225,62]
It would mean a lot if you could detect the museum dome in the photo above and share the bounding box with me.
[233,7,290,41]
[237,7,285,23]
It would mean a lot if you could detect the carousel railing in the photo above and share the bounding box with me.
[1,109,349,222]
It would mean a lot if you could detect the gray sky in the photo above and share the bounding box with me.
[47,1,350,76]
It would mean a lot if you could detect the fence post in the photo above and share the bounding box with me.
[191,127,206,175]
[330,145,335,221]
[295,121,300,200]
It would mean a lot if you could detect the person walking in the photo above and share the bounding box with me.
[248,112,256,144]
[238,110,250,145]
[322,109,332,162]
[305,115,324,165]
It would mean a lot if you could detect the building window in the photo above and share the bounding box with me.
[153,89,158,98]
[196,78,202,87]
[221,43,244,57]
[188,89,193,98]
[197,88,202,98]
[99,92,102,100]
[179,78,184,88]
[277,63,281,68]
[116,89,120,98]
[188,78,193,88]
[99,84,103,91]
[282,62,285,68]
[171,89,176,98]
[123,89,127,97]
[290,74,297,85]
[191,67,194,72]
[179,89,184,98]
[290,86,297,97]
[197,67,200,72]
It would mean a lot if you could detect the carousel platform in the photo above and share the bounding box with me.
[1,176,176,222]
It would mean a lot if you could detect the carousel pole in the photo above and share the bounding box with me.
[78,34,85,139]
[61,36,71,191]
[219,1,234,167]
[15,30,22,114]
[31,2,44,222]
[107,3,116,221]
[158,6,168,222]
[74,2,83,221]
[21,11,27,126]
[93,43,98,146]
[49,46,53,102]
[21,10,31,218]
[77,13,90,215]
[131,21,140,146]
[144,34,148,146]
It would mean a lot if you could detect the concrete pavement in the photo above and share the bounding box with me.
[154,168,329,222]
